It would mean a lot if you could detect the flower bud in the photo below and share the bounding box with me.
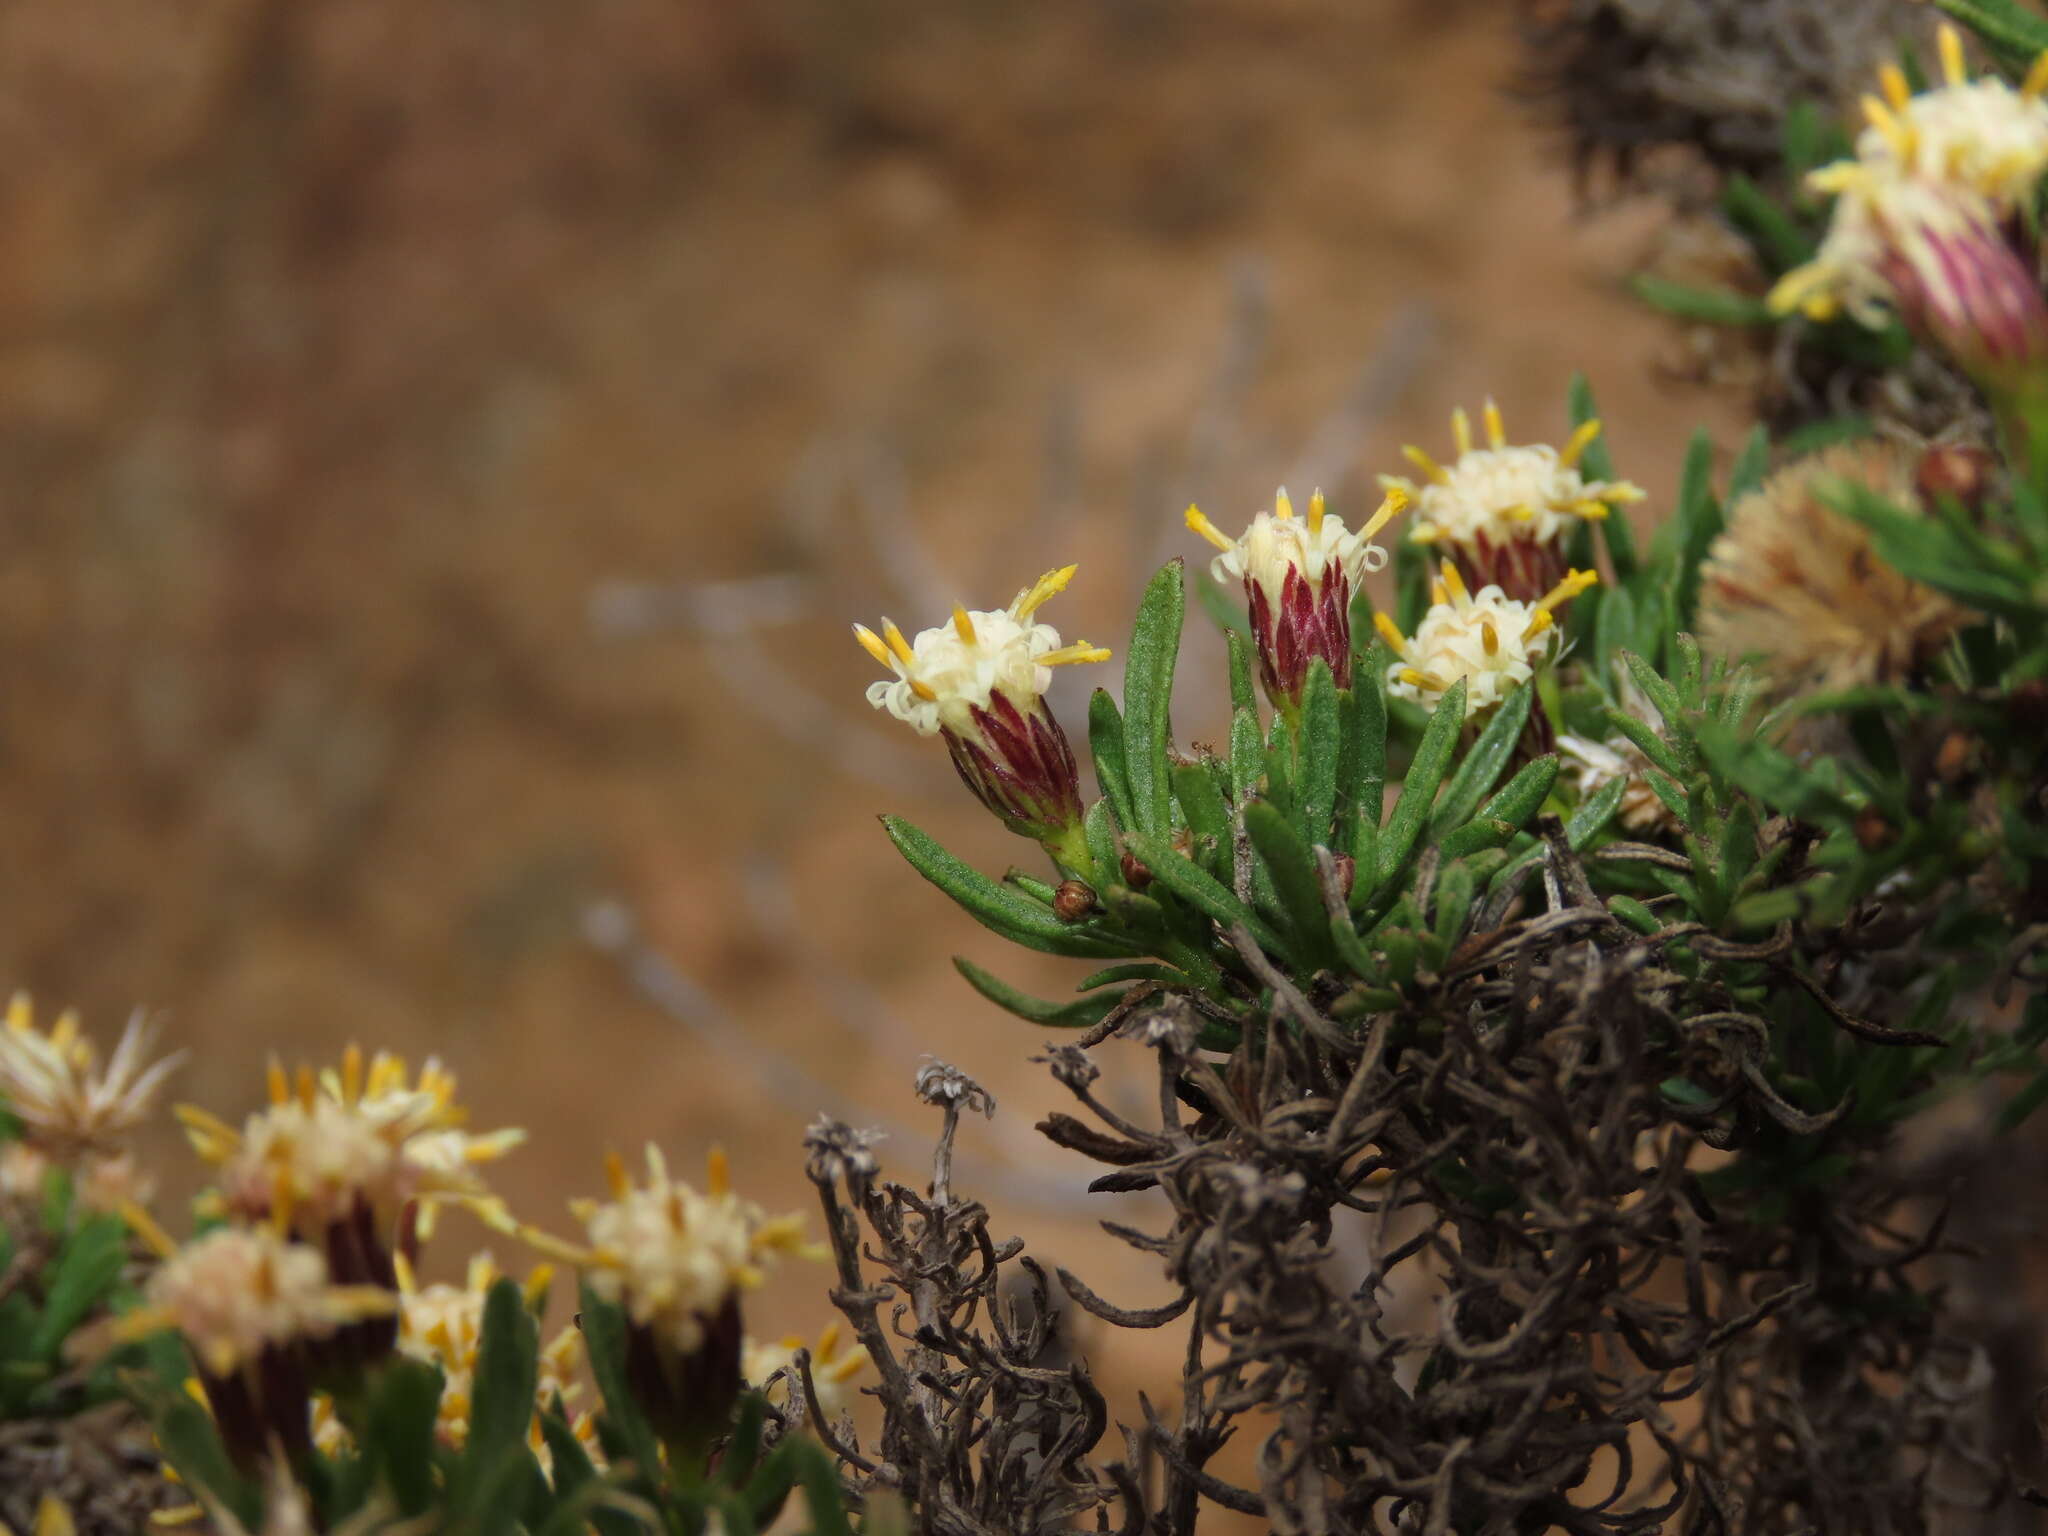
[1185,488,1405,709]
[857,568,1109,848]
[1383,402,1642,602]
[1052,879,1098,921]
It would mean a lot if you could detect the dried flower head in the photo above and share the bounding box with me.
[1378,562,1597,718]
[1557,671,1680,834]
[856,567,1108,846]
[1185,486,1405,706]
[0,995,182,1158]
[1698,441,1970,694]
[1382,403,1642,599]
[743,1322,872,1425]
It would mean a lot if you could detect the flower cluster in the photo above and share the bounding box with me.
[857,567,1109,857]
[1186,486,1404,707]
[1770,26,2048,387]
[1384,402,1642,600]
[1377,562,1598,721]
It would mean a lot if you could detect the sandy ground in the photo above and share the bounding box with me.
[1,0,1758,1515]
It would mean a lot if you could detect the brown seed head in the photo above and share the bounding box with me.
[1052,880,1098,922]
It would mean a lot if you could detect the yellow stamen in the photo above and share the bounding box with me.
[1013,565,1077,619]
[342,1043,363,1105]
[1040,642,1112,667]
[1430,577,1447,606]
[119,1199,179,1260]
[1307,487,1325,536]
[1440,561,1470,606]
[393,1250,419,1297]
[1483,398,1506,450]
[853,625,894,670]
[951,605,977,645]
[1556,498,1612,520]
[1938,23,1966,89]
[1274,487,1295,521]
[1558,418,1602,469]
[908,678,938,702]
[1481,620,1498,657]
[880,620,915,666]
[1358,486,1409,541]
[1450,407,1472,457]
[708,1144,730,1197]
[1184,505,1236,553]
[1878,62,1913,113]
[4,993,27,1033]
[1801,293,1841,323]
[1528,610,1554,638]
[1860,95,1915,160]
[1502,503,1537,522]
[523,1263,554,1309]
[2024,50,2048,99]
[1402,444,1449,484]
[266,1057,289,1107]
[294,1065,315,1110]
[34,1496,76,1536]
[1398,667,1446,692]
[1534,568,1601,614]
[1372,612,1408,653]
[604,1149,630,1199]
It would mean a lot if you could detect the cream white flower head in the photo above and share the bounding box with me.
[0,994,183,1156]
[1379,562,1597,719]
[570,1145,814,1355]
[176,1046,523,1235]
[855,566,1110,738]
[1853,27,2048,211]
[1772,25,2048,327]
[1183,486,1403,602]
[116,1224,395,1379]
[1382,402,1643,551]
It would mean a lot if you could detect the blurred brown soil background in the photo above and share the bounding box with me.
[1,0,1754,1498]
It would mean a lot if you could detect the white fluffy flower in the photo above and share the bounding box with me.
[856,567,1109,738]
[573,1146,813,1355]
[1854,28,2048,211]
[1380,563,1597,719]
[0,994,182,1156]
[1382,403,1643,553]
[743,1322,871,1424]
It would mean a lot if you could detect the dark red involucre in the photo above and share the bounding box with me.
[942,689,1084,839]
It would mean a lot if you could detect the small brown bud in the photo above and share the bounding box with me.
[1329,852,1357,900]
[1118,849,1154,890]
[1915,443,1995,510]
[1934,730,1976,784]
[1052,879,1098,922]
[1853,805,1894,852]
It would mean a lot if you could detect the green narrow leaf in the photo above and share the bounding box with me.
[1437,818,1515,860]
[1606,706,1686,781]
[1244,801,1339,971]
[1671,429,1723,625]
[1618,650,1690,740]
[1568,776,1628,849]
[154,1394,262,1530]
[882,816,1137,959]
[466,1280,540,1480]
[1430,683,1532,834]
[1350,641,1388,807]
[794,1437,858,1536]
[1087,690,1134,831]
[1172,761,1231,852]
[30,1216,125,1360]
[580,1289,666,1487]
[1395,536,1431,635]
[1472,754,1560,833]
[1227,628,1258,717]
[1125,830,1296,965]
[1083,795,1119,881]
[1376,681,1466,891]
[1123,560,1186,836]
[1719,176,1815,273]
[1725,425,1771,505]
[1298,660,1341,846]
[952,958,1122,1028]
[1629,275,1776,325]
[1230,706,1263,804]
[365,1358,445,1517]
[1936,0,2048,75]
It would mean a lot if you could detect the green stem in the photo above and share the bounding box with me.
[1041,820,1095,880]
